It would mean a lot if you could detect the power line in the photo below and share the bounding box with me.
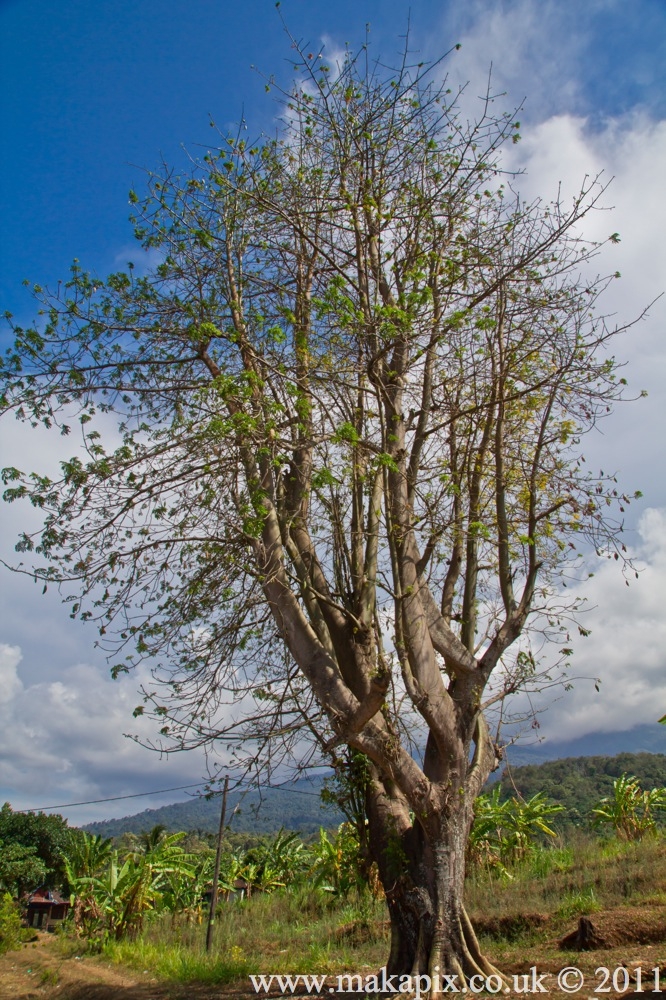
[15,783,206,813]
[15,779,324,813]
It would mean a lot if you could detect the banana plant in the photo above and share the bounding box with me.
[469,789,563,869]
[309,824,365,897]
[64,830,196,939]
[592,774,666,841]
[161,852,213,925]
[62,831,114,937]
[242,830,309,893]
[467,788,513,871]
[503,792,564,861]
[110,831,196,939]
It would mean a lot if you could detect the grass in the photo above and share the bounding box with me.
[39,968,60,986]
[555,886,601,920]
[466,831,666,929]
[100,888,389,985]
[56,833,666,988]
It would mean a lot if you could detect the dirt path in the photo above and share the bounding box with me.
[0,934,179,1000]
[5,922,666,998]
[0,934,284,1000]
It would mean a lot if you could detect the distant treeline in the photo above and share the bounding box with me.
[80,753,666,839]
[492,752,666,826]
[83,780,343,839]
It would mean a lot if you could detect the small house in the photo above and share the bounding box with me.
[25,888,70,929]
[203,877,252,904]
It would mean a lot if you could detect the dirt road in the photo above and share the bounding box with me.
[5,918,666,998]
[0,933,234,999]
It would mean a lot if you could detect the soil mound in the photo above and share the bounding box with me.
[560,907,666,950]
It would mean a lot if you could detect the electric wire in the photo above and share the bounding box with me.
[16,780,323,812]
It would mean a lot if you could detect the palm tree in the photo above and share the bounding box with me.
[136,825,168,854]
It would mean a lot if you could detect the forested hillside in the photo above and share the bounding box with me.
[80,752,666,838]
[492,752,666,826]
[83,781,342,839]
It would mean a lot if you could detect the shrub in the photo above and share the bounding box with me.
[0,892,23,955]
[468,789,564,870]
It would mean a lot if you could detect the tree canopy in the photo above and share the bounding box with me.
[0,804,71,889]
[1,35,640,985]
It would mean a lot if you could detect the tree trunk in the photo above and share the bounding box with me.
[367,777,504,993]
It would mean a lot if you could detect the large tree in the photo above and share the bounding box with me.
[0,804,71,889]
[1,38,639,986]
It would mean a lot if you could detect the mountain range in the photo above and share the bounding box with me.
[499,722,666,768]
[83,778,343,839]
[83,723,666,838]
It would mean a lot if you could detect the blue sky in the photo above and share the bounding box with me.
[2,0,665,315]
[1,0,665,822]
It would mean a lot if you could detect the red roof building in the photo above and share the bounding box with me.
[25,888,70,929]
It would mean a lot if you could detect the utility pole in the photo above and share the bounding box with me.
[205,775,229,953]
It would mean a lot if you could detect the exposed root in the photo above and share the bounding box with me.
[384,900,505,996]
[461,906,507,983]
[449,955,466,989]
[419,910,508,997]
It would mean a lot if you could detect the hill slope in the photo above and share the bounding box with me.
[492,751,666,825]
[81,725,666,837]
[83,779,343,839]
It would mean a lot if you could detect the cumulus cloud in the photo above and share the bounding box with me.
[518,508,666,741]
[0,646,211,824]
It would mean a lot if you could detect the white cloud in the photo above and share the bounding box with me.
[0,644,23,704]
[522,508,666,741]
[430,0,657,126]
[436,0,585,120]
[0,647,212,824]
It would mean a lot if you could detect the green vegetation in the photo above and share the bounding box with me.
[50,765,666,952]
[45,832,666,988]
[0,803,72,888]
[56,796,585,950]
[63,828,200,940]
[492,752,666,826]
[0,894,24,955]
[468,790,564,871]
[99,890,389,984]
[51,822,368,945]
[5,755,666,988]
[591,774,666,841]
[465,832,666,929]
[5,759,666,986]
[0,840,47,897]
